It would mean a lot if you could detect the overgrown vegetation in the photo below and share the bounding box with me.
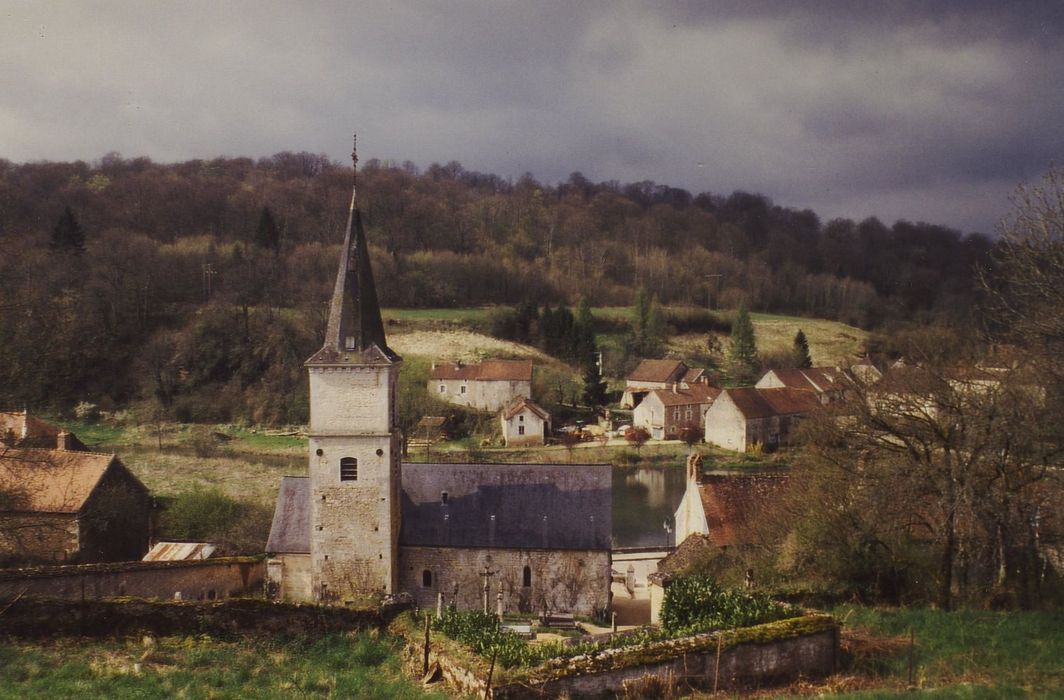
[157,487,273,554]
[659,574,798,636]
[0,633,446,699]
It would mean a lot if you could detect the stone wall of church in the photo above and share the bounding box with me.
[399,546,610,616]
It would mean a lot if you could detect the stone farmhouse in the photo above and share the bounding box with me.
[266,151,612,616]
[704,387,820,452]
[499,396,551,447]
[1,410,88,451]
[430,359,533,412]
[620,359,708,409]
[632,383,721,440]
[0,447,152,565]
[755,367,855,405]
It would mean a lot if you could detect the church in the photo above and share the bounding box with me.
[265,141,612,616]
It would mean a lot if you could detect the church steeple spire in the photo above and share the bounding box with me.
[306,135,398,365]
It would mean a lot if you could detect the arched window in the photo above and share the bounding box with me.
[522,565,532,588]
[422,570,433,587]
[340,457,358,481]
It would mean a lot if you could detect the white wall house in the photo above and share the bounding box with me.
[430,359,534,412]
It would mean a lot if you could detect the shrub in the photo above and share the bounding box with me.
[659,574,797,636]
[158,487,273,554]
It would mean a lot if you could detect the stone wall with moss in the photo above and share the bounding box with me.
[0,556,264,601]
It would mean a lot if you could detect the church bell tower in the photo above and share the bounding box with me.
[305,136,402,602]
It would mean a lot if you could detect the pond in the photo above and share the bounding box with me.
[611,465,689,549]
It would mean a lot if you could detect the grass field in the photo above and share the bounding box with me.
[0,633,447,700]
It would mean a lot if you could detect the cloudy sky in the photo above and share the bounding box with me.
[3,2,1063,234]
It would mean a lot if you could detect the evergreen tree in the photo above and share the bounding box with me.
[793,329,813,368]
[254,207,281,251]
[581,356,608,408]
[627,287,666,358]
[570,297,598,366]
[727,302,759,383]
[50,206,85,253]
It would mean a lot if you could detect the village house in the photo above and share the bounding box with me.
[499,396,551,447]
[0,410,88,451]
[704,387,820,452]
[430,359,534,412]
[651,455,789,622]
[632,383,720,440]
[0,447,152,565]
[755,367,855,404]
[266,149,612,616]
[621,359,709,409]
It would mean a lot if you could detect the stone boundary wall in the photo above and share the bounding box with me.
[404,614,838,698]
[0,597,410,639]
[0,557,264,602]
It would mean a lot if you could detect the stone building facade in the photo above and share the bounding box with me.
[430,359,534,412]
[0,447,152,565]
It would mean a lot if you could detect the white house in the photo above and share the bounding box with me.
[500,396,550,446]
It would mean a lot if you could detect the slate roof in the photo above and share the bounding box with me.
[400,462,611,550]
[430,359,533,382]
[697,472,789,546]
[627,359,687,383]
[266,476,311,554]
[0,448,136,514]
[306,143,399,366]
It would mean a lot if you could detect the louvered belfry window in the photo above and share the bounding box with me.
[340,457,358,481]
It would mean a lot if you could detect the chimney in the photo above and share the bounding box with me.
[56,430,71,451]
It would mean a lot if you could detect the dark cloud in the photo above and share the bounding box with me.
[2,2,1063,234]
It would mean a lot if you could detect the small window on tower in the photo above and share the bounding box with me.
[422,570,433,587]
[523,566,532,587]
[340,457,358,481]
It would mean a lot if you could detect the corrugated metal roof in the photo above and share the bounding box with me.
[143,541,216,561]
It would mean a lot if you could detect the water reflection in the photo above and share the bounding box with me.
[612,465,688,548]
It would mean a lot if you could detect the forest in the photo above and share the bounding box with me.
[0,151,993,420]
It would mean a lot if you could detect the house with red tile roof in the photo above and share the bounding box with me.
[499,396,551,446]
[704,387,820,452]
[429,359,533,411]
[755,367,855,404]
[0,411,88,451]
[621,359,710,409]
[632,383,721,440]
[0,446,151,565]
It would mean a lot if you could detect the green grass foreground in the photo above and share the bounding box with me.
[829,605,1064,698]
[0,633,448,700]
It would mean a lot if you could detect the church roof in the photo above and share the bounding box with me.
[266,463,613,555]
[266,476,311,554]
[306,137,399,366]
[400,462,611,551]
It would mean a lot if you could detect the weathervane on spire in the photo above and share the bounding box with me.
[351,133,359,195]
